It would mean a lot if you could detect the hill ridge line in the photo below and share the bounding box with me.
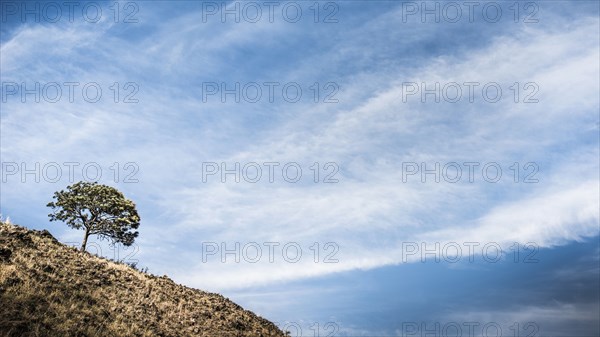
[0,221,287,337]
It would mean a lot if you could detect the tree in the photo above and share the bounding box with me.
[47,181,140,252]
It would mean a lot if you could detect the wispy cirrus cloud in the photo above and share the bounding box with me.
[1,2,598,290]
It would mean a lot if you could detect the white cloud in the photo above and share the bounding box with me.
[1,4,598,292]
[161,17,599,290]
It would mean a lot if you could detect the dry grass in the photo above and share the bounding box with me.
[0,221,287,337]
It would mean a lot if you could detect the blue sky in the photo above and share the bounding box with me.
[1,1,599,336]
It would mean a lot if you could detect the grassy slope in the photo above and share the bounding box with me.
[0,221,286,337]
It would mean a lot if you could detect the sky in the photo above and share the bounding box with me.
[1,0,599,336]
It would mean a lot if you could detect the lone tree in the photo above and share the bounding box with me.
[47,181,140,252]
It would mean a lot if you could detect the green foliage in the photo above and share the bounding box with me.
[47,181,140,251]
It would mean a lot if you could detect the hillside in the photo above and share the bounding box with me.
[0,221,287,337]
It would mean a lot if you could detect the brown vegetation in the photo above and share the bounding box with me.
[0,221,286,337]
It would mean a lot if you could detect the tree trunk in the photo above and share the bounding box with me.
[81,228,90,252]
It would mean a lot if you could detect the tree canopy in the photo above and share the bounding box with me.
[47,181,140,251]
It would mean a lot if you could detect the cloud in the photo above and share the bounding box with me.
[160,15,599,290]
[441,302,600,337]
[1,2,598,294]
